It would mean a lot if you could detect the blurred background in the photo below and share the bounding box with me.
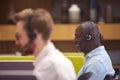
[0,0,119,54]
[0,0,120,79]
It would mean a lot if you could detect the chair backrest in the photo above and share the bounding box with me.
[104,75,114,80]
[0,54,85,77]
[0,56,34,61]
[0,56,35,80]
[108,51,120,65]
[64,53,85,75]
[78,72,92,80]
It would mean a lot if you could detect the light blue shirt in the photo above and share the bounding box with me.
[78,46,115,80]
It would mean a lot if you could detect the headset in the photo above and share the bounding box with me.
[27,10,36,41]
[84,22,94,41]
[86,34,92,41]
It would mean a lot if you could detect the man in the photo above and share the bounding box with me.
[14,8,76,80]
[74,21,115,80]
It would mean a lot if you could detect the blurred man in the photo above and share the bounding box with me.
[14,8,76,80]
[74,21,115,80]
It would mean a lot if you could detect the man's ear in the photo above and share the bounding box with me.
[33,29,39,34]
[33,30,42,39]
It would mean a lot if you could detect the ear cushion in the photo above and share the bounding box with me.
[28,30,36,41]
[86,34,92,40]
[27,11,36,41]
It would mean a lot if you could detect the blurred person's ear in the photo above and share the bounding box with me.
[100,33,104,45]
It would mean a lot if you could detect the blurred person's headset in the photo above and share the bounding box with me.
[27,10,36,41]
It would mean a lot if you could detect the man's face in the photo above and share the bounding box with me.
[15,21,36,55]
[74,27,87,52]
[15,21,29,48]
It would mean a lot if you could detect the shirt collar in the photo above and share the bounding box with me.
[86,46,105,59]
[33,42,56,66]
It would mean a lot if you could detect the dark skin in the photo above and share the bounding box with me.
[74,21,101,55]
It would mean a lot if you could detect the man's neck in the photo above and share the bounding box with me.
[85,44,101,55]
[33,40,50,57]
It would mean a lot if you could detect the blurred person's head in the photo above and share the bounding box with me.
[74,21,101,54]
[14,8,54,56]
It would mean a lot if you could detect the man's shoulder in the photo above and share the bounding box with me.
[85,57,106,69]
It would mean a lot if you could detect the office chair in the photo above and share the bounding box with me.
[64,53,85,75]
